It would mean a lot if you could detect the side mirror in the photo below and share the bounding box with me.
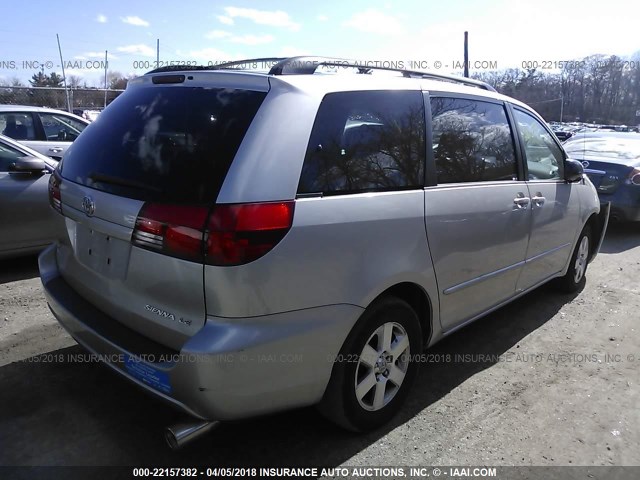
[11,155,47,173]
[564,158,584,183]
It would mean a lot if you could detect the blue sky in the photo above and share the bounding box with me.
[1,0,639,86]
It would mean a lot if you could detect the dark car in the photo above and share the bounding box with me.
[564,132,640,222]
[553,129,574,142]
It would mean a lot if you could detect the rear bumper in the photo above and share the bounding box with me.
[598,187,640,222]
[609,204,640,223]
[39,244,363,420]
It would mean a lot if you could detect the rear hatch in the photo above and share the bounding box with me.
[53,73,269,350]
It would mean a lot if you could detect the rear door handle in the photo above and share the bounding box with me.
[532,194,546,207]
[49,148,63,153]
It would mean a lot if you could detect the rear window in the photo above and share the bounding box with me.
[564,137,640,160]
[60,86,266,203]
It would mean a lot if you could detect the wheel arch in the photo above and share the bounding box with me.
[585,202,610,262]
[563,208,604,277]
[366,282,434,351]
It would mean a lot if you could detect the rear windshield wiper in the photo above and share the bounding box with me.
[88,172,161,192]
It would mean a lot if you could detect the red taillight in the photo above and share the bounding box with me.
[132,203,209,262]
[628,168,640,186]
[206,201,295,266]
[48,171,62,213]
[132,201,295,266]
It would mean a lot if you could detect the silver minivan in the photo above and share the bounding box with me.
[39,57,609,448]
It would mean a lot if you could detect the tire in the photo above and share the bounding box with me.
[555,225,592,293]
[318,296,422,432]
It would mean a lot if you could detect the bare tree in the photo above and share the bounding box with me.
[473,53,640,124]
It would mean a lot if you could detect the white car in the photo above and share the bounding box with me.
[0,105,90,160]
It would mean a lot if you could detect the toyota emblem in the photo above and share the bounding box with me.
[82,196,95,216]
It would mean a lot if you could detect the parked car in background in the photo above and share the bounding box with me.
[39,57,608,449]
[555,131,573,141]
[564,132,640,222]
[0,105,89,160]
[73,108,101,122]
[550,124,574,142]
[0,134,63,259]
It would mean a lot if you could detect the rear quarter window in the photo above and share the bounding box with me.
[298,90,425,195]
[60,86,266,203]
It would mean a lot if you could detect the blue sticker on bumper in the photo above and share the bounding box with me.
[123,355,172,394]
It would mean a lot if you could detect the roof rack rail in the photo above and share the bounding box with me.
[210,57,287,70]
[145,58,287,75]
[144,56,497,93]
[268,56,497,92]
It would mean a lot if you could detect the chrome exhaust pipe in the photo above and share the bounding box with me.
[165,420,220,450]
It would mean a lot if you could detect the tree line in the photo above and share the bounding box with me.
[2,54,639,124]
[472,53,640,125]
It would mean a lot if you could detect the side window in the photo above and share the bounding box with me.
[431,97,517,184]
[513,109,564,180]
[38,113,87,141]
[298,91,425,195]
[0,113,37,141]
[0,142,28,171]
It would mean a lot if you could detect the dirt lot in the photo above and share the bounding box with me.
[0,223,639,470]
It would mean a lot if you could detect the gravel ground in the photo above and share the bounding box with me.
[0,223,638,471]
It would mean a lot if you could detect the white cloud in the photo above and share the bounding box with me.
[217,15,234,25]
[343,9,403,35]
[205,30,274,46]
[64,68,94,76]
[205,30,232,39]
[229,34,274,46]
[96,14,107,23]
[317,15,329,22]
[223,7,300,31]
[369,0,640,74]
[117,44,155,57]
[121,16,150,27]
[75,51,118,60]
[182,48,233,63]
[279,46,311,57]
